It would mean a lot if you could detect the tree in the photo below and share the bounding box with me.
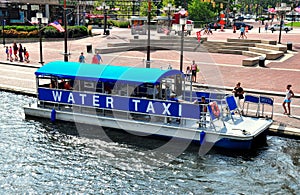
[188,0,215,25]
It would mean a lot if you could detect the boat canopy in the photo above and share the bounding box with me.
[35,61,183,85]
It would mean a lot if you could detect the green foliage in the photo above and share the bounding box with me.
[109,20,130,28]
[188,0,215,24]
[1,25,89,38]
[285,22,300,27]
[139,1,158,17]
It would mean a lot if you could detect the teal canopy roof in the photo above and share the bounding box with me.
[35,61,183,84]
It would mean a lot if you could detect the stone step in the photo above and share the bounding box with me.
[221,46,250,51]
[249,47,273,54]
[242,51,263,57]
[242,57,260,66]
[227,38,262,43]
[255,43,287,53]
[218,49,243,55]
[222,42,256,47]
[246,48,283,60]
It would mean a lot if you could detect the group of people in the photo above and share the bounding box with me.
[5,43,30,63]
[233,82,295,116]
[79,51,103,64]
[186,60,198,83]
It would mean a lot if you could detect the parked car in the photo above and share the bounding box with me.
[233,22,253,30]
[207,22,225,29]
[268,24,292,33]
[233,16,244,21]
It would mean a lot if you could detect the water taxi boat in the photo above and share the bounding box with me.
[24,61,274,150]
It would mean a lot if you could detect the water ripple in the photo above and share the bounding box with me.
[0,91,299,194]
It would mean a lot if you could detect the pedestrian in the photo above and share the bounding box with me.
[185,66,191,81]
[239,26,246,39]
[232,82,244,110]
[265,22,268,32]
[9,46,13,62]
[23,47,27,58]
[282,84,294,115]
[13,42,18,61]
[92,52,102,64]
[18,43,24,62]
[96,51,103,63]
[191,60,198,82]
[5,46,9,60]
[24,50,30,63]
[78,52,85,63]
[214,22,217,31]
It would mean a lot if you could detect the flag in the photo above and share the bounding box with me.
[49,21,65,32]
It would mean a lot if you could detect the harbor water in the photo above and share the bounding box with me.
[0,91,299,194]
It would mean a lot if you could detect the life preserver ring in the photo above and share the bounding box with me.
[210,102,220,118]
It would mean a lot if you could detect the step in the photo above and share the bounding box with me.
[242,57,260,66]
[255,43,287,53]
[247,48,284,60]
[221,46,250,51]
[221,42,256,47]
[227,38,262,43]
[242,51,263,57]
[261,40,277,45]
[248,47,273,54]
[217,49,243,55]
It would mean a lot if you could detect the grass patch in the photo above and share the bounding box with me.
[285,22,300,27]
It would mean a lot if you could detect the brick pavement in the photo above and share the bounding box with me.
[1,24,300,133]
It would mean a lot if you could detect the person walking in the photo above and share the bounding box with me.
[5,46,9,60]
[78,52,85,63]
[282,84,294,115]
[191,60,198,82]
[264,22,269,33]
[232,82,244,110]
[18,43,24,62]
[9,46,13,62]
[96,51,103,63]
[13,42,18,61]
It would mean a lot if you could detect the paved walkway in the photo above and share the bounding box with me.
[0,23,299,134]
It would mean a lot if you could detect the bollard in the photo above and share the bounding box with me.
[258,27,260,33]
[86,44,92,53]
[287,42,293,51]
[259,56,265,67]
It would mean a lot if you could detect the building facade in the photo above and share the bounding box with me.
[0,0,96,25]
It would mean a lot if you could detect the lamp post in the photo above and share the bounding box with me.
[179,16,187,72]
[64,0,68,62]
[32,12,48,65]
[166,3,172,32]
[2,19,5,46]
[101,2,110,35]
[275,3,291,44]
[146,0,151,68]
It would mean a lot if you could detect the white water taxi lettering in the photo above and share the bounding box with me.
[146,101,155,113]
[162,103,171,115]
[132,99,140,111]
[79,94,87,105]
[106,97,113,108]
[67,92,75,104]
[52,91,62,102]
[47,89,184,117]
[93,95,100,107]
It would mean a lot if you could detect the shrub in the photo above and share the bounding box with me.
[1,25,89,38]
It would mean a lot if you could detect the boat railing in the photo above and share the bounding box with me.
[37,87,219,130]
[242,94,274,119]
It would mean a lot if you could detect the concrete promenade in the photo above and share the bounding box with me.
[0,21,299,136]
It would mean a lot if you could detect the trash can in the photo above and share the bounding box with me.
[259,56,265,67]
[287,42,293,51]
[86,44,92,53]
